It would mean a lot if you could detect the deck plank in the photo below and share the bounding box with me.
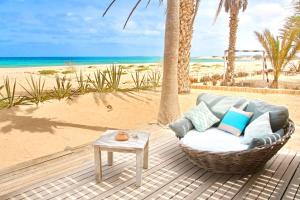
[269,154,300,200]
[231,150,289,200]
[39,140,183,199]
[0,125,299,200]
[282,164,300,200]
[206,153,279,200]
[22,137,175,200]
[14,137,178,200]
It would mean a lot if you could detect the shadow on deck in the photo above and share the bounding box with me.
[0,125,299,200]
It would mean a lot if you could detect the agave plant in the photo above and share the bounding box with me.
[105,65,123,91]
[21,75,47,105]
[255,29,300,88]
[88,70,107,93]
[52,76,73,100]
[147,70,161,88]
[131,71,146,91]
[0,77,25,108]
[76,71,90,94]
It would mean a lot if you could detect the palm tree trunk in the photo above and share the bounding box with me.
[158,0,180,124]
[271,70,280,88]
[177,0,196,94]
[224,6,239,86]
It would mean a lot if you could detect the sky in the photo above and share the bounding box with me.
[0,0,294,57]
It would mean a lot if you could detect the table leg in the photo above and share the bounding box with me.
[94,146,102,183]
[136,151,143,187]
[143,141,149,169]
[108,152,113,166]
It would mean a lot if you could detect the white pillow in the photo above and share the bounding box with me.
[242,112,273,144]
[184,101,220,132]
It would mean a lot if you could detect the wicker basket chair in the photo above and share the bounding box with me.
[179,119,295,174]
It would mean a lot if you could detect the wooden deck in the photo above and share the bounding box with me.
[0,125,300,200]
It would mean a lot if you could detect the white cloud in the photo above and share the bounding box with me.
[191,0,292,56]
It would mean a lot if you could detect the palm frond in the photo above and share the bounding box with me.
[146,0,151,8]
[102,0,117,17]
[214,0,225,23]
[123,0,142,29]
[214,0,248,23]
[103,0,159,29]
[192,0,201,25]
[281,0,300,38]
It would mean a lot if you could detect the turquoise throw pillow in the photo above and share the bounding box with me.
[218,107,253,136]
[184,101,220,132]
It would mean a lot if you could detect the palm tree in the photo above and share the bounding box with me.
[103,0,200,95]
[103,0,181,124]
[215,0,248,85]
[158,0,181,124]
[255,29,300,88]
[177,0,200,94]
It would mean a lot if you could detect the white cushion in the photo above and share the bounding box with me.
[180,128,249,152]
[242,112,273,144]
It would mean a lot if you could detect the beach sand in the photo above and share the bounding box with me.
[0,88,299,170]
[1,61,299,94]
[0,62,300,169]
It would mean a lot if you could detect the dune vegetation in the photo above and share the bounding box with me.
[0,65,161,110]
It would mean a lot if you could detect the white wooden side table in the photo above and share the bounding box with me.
[94,130,149,187]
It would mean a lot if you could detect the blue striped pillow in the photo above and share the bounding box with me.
[218,107,253,136]
[248,129,285,149]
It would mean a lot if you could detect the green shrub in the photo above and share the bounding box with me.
[127,64,135,68]
[21,75,47,105]
[200,75,211,83]
[211,74,222,81]
[235,72,249,78]
[190,77,198,83]
[62,66,77,74]
[38,69,58,75]
[136,65,150,72]
[62,70,74,74]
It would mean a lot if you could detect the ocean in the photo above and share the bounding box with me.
[0,57,224,68]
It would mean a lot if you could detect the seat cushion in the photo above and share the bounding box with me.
[246,100,289,132]
[196,93,248,119]
[180,128,249,152]
[169,118,194,138]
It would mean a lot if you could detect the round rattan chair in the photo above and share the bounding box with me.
[179,119,295,174]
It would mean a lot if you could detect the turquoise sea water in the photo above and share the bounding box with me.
[0,57,224,68]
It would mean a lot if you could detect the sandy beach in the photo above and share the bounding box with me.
[1,60,299,94]
[0,61,300,169]
[0,87,299,169]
